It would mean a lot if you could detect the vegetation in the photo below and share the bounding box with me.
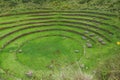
[95,47,120,80]
[0,0,120,13]
[0,0,120,80]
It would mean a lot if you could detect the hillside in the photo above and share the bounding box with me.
[0,0,120,80]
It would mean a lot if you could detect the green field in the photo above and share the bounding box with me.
[0,9,120,80]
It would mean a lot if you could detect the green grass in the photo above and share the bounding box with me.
[16,37,83,70]
[0,9,119,80]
